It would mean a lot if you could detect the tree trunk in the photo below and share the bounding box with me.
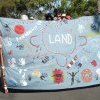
[98,0,100,12]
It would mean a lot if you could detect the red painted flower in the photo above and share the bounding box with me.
[52,69,64,84]
[14,25,25,34]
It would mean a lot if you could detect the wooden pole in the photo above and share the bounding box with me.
[0,35,8,94]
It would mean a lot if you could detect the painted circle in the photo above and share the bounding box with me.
[81,69,92,82]
[14,25,25,34]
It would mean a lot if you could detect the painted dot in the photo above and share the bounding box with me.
[14,25,25,34]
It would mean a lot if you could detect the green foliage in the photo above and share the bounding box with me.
[53,0,98,18]
[68,0,98,17]
[0,0,98,18]
[0,0,15,17]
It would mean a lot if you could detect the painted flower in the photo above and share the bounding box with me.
[20,80,27,86]
[18,58,26,66]
[32,70,41,77]
[52,69,64,84]
[8,58,16,68]
[81,69,92,82]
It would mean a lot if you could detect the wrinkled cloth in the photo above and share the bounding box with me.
[0,16,100,90]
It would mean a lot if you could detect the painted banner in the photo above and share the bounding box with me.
[0,16,100,90]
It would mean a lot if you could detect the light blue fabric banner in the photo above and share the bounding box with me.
[0,16,100,90]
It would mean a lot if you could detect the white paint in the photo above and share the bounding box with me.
[7,41,12,46]
[18,58,26,66]
[22,73,25,79]
[8,58,16,68]
[16,21,42,41]
[49,34,72,44]
[6,38,12,46]
[20,80,27,86]
[78,24,85,33]
[97,51,100,60]
[19,69,22,74]
[37,21,42,25]
[16,28,35,41]
[96,69,100,77]
[67,64,71,68]
[55,34,61,43]
[72,59,75,63]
